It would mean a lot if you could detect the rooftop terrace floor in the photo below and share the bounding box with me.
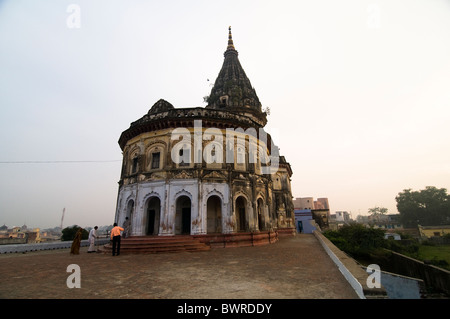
[0,234,358,299]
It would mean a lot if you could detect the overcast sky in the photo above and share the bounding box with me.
[1,0,449,229]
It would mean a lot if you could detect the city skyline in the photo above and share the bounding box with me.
[1,0,450,229]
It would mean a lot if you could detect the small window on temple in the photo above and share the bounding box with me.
[179,148,190,166]
[151,152,160,169]
[132,156,138,174]
[220,96,228,106]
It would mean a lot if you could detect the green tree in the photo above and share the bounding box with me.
[324,224,420,261]
[396,186,450,227]
[61,225,89,241]
[323,223,386,258]
[368,206,388,215]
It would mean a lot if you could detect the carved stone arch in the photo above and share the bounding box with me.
[171,134,194,167]
[125,192,136,207]
[146,139,168,148]
[129,145,141,158]
[123,194,136,231]
[141,191,162,209]
[143,192,162,236]
[203,170,226,180]
[128,145,142,174]
[256,194,266,231]
[174,189,193,235]
[145,142,166,170]
[256,192,266,204]
[203,139,224,165]
[234,191,250,232]
[233,190,250,204]
[205,189,224,234]
[205,188,225,205]
[145,141,166,154]
[174,189,193,203]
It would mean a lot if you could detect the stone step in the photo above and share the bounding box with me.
[119,235,197,244]
[100,235,210,254]
[99,231,285,254]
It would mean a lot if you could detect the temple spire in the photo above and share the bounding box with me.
[206,26,265,124]
[225,26,238,57]
[227,26,235,50]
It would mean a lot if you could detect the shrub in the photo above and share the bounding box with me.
[61,225,89,241]
[323,223,386,258]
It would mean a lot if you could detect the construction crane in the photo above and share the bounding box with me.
[60,208,65,230]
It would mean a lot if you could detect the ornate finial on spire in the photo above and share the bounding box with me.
[227,26,235,50]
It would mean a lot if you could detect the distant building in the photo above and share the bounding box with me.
[314,198,330,211]
[356,215,369,224]
[40,229,62,242]
[328,211,352,230]
[293,197,330,230]
[418,225,450,239]
[368,214,403,231]
[384,233,401,240]
[335,211,351,223]
[0,225,41,245]
[293,197,315,210]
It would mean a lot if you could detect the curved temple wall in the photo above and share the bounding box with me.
[114,29,295,242]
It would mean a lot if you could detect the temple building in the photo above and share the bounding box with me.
[114,27,294,241]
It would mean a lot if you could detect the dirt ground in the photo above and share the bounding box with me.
[0,234,358,299]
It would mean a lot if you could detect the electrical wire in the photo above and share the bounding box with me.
[0,160,121,164]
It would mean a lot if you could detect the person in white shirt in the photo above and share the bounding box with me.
[88,226,98,253]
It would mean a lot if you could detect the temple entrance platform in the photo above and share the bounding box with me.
[100,229,293,254]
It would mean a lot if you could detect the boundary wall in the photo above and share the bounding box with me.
[313,230,387,299]
[0,239,110,254]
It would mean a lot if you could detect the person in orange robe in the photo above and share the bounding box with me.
[70,228,83,255]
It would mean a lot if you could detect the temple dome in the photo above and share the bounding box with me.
[148,99,174,114]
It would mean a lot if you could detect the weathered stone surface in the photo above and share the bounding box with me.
[0,235,359,299]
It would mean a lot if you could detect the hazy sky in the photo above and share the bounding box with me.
[1,0,449,229]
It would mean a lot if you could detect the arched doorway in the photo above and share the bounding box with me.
[175,195,191,235]
[235,196,247,232]
[207,195,222,233]
[126,200,134,220]
[146,197,160,235]
[257,198,264,231]
[126,199,134,235]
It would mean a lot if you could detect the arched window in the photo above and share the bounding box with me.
[151,152,160,169]
[179,144,190,167]
[131,156,139,174]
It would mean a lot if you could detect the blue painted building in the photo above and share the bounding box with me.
[294,209,317,233]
